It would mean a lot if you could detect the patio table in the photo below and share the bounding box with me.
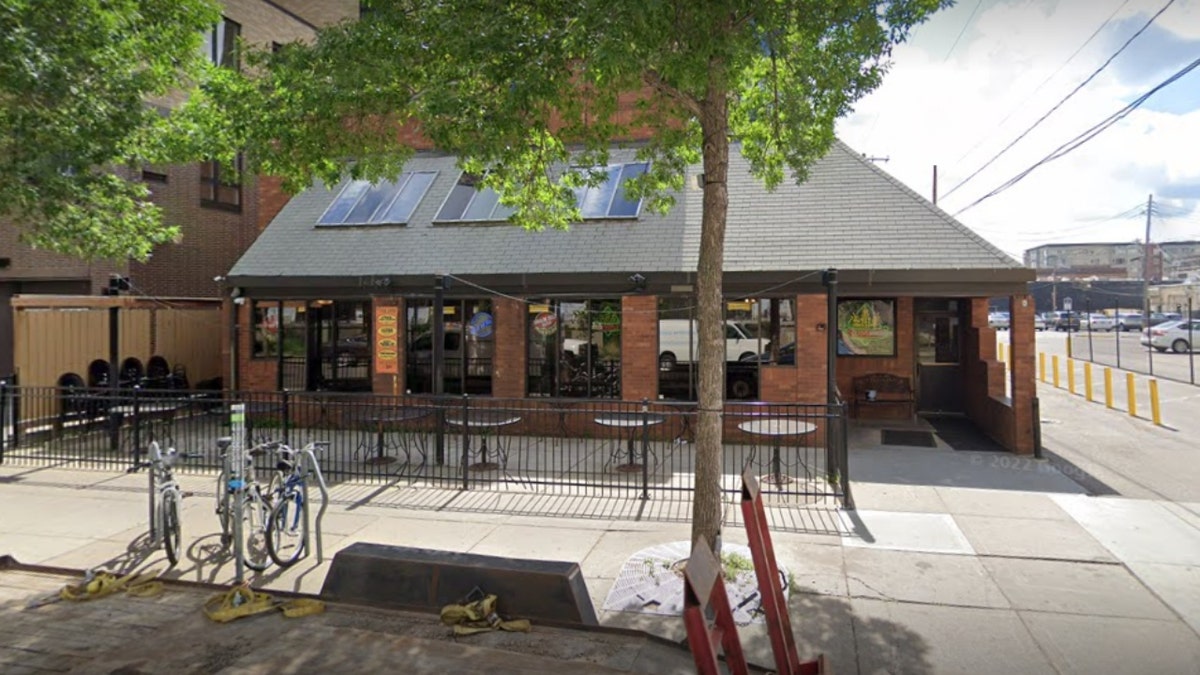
[359,407,433,466]
[736,417,815,485]
[444,410,521,471]
[594,412,666,472]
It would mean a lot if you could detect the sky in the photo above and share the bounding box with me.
[835,0,1200,262]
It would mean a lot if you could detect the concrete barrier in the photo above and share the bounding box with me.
[320,542,598,626]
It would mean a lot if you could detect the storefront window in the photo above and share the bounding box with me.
[406,298,494,394]
[527,299,621,398]
[252,301,307,360]
[657,296,794,401]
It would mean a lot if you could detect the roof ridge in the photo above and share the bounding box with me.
[831,140,1022,269]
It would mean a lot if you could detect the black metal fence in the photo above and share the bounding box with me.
[1068,298,1197,386]
[0,384,849,507]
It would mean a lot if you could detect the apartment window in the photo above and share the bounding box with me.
[435,173,515,222]
[318,172,437,226]
[141,168,168,183]
[202,17,240,69]
[200,155,242,211]
[574,163,649,218]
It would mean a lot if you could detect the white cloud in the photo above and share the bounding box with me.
[836,0,1200,260]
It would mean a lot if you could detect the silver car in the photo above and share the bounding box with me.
[1141,319,1200,353]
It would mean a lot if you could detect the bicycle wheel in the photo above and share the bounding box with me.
[161,489,182,567]
[266,491,307,568]
[239,488,271,571]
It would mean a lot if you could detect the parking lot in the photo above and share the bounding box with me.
[1006,329,1199,386]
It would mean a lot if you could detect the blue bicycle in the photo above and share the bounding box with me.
[264,440,329,568]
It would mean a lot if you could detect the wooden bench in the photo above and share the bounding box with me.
[852,373,914,418]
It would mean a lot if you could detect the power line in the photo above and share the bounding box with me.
[943,0,1176,201]
[950,0,1130,171]
[943,0,983,62]
[953,55,1200,216]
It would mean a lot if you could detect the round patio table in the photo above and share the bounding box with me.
[444,410,521,471]
[594,412,666,472]
[736,418,815,485]
[361,407,434,465]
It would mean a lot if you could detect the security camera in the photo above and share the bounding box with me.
[629,273,646,285]
[213,275,226,283]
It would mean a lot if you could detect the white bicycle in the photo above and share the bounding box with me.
[214,437,277,572]
[140,440,195,567]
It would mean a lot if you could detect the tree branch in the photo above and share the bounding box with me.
[642,69,701,117]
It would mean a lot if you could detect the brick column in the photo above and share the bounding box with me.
[621,295,658,401]
[1009,294,1037,455]
[237,301,277,392]
[793,294,828,402]
[491,297,527,399]
[371,297,405,396]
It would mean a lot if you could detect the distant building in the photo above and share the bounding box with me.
[1024,241,1200,282]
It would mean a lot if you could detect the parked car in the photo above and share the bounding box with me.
[1081,314,1115,332]
[987,312,1010,329]
[1046,311,1081,331]
[1141,319,1200,353]
[1148,312,1183,327]
[740,342,796,365]
[1033,314,1047,331]
[1115,313,1144,332]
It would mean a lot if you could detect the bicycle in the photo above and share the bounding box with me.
[214,437,278,572]
[265,440,330,568]
[138,440,195,566]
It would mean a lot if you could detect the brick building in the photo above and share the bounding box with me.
[226,141,1040,454]
[0,0,358,376]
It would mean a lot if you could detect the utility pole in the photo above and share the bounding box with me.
[1143,194,1153,318]
[932,165,938,205]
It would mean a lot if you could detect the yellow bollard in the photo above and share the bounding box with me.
[1104,368,1114,409]
[1039,352,1046,382]
[1000,342,1007,363]
[1084,363,1094,402]
[1126,372,1137,417]
[1052,355,1060,388]
[1067,359,1076,394]
[1149,379,1162,426]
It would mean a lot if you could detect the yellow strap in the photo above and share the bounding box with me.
[440,594,531,635]
[280,598,325,618]
[202,584,276,623]
[59,571,162,602]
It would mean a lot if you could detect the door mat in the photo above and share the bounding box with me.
[927,417,1007,452]
[880,429,937,448]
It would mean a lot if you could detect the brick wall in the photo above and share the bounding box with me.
[492,298,526,398]
[835,297,914,419]
[235,300,277,391]
[621,295,658,401]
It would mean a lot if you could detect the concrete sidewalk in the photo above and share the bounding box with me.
[4,424,1200,675]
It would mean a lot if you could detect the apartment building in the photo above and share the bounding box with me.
[0,0,358,375]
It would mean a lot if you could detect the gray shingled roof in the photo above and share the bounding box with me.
[229,141,1022,284]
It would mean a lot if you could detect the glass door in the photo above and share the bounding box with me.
[915,307,964,413]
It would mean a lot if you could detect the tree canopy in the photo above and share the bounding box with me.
[0,0,219,261]
[160,0,947,547]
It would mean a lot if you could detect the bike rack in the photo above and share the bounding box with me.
[300,442,331,564]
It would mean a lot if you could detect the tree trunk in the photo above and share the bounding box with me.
[691,83,729,556]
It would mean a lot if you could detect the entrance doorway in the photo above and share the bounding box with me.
[914,299,964,414]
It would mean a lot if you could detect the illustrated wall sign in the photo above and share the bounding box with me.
[374,305,400,374]
[836,299,896,356]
